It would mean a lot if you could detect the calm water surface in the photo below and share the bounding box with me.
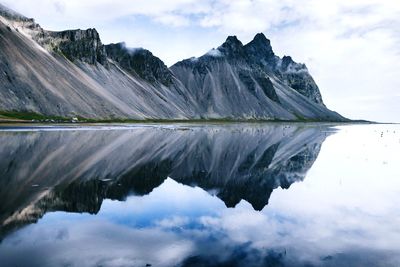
[0,123,399,267]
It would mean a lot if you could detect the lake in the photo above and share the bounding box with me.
[0,123,399,267]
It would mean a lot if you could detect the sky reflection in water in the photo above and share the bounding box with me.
[0,124,399,267]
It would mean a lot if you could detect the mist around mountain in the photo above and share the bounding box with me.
[0,4,347,121]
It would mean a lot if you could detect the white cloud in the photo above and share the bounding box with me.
[205,48,223,57]
[153,13,191,27]
[155,216,190,228]
[1,0,400,121]
[2,0,213,26]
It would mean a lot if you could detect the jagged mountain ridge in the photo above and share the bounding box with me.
[170,34,333,120]
[105,42,174,86]
[0,4,346,121]
[0,4,199,119]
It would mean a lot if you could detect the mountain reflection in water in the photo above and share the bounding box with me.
[2,124,399,267]
[0,124,329,237]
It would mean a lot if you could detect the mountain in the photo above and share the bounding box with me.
[0,4,347,121]
[0,124,333,239]
[171,34,338,120]
[0,4,198,120]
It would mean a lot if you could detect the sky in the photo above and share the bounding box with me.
[2,0,400,122]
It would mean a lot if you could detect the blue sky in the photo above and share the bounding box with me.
[2,0,400,122]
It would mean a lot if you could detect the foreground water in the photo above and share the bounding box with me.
[0,123,399,267]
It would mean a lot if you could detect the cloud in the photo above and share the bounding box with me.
[2,0,213,26]
[53,1,65,14]
[205,48,223,57]
[155,215,190,228]
[153,13,191,27]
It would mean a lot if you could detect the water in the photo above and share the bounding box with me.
[0,123,399,267]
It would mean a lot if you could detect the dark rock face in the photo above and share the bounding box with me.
[105,42,174,86]
[276,56,324,105]
[256,75,281,103]
[41,29,108,66]
[238,70,280,103]
[244,32,278,68]
[245,34,324,105]
[218,36,246,58]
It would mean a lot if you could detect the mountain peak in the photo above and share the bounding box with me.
[252,32,270,44]
[245,33,274,56]
[39,28,108,65]
[218,35,244,58]
[225,35,241,44]
[280,55,295,70]
[243,32,276,69]
[105,43,174,86]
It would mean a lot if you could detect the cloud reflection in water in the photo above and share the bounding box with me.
[0,124,400,266]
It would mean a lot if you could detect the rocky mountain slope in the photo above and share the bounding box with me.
[0,4,347,121]
[171,34,337,120]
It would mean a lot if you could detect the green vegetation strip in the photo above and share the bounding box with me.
[0,110,368,124]
[0,111,69,121]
